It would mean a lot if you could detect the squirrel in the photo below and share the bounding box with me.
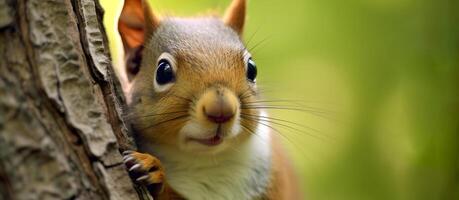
[116,0,301,199]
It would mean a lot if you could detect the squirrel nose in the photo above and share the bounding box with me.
[203,100,235,124]
[198,87,238,124]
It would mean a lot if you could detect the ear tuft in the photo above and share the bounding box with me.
[141,0,160,38]
[223,0,246,35]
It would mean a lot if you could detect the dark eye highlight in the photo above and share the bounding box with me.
[156,59,175,85]
[247,58,257,82]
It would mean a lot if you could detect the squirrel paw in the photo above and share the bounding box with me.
[123,150,165,196]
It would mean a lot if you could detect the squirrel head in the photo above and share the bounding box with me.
[119,0,259,154]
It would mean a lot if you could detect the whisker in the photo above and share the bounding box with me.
[169,94,194,104]
[242,102,335,112]
[245,24,263,48]
[240,112,332,138]
[242,117,308,156]
[241,105,332,113]
[244,99,338,107]
[248,36,271,53]
[238,86,255,100]
[239,121,268,143]
[243,105,335,115]
[137,114,189,132]
[240,106,334,120]
[127,110,189,120]
[129,101,190,108]
[241,115,329,141]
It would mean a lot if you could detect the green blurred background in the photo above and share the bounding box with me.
[100,0,459,199]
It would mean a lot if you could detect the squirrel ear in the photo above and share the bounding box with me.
[118,0,159,51]
[223,0,246,35]
[118,0,159,78]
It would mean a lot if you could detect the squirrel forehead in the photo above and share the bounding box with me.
[147,17,246,58]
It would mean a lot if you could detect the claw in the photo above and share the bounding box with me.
[136,175,150,183]
[129,163,142,172]
[123,156,135,163]
[122,150,164,197]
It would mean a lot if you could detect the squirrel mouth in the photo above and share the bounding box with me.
[188,126,224,146]
[190,134,223,146]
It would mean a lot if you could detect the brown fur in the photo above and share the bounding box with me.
[118,0,301,199]
[265,135,302,199]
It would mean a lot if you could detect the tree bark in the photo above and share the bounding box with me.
[0,0,150,199]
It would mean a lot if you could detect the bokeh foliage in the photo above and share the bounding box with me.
[100,0,459,199]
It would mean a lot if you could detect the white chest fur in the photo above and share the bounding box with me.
[142,124,272,200]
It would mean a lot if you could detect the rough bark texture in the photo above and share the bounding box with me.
[0,0,150,199]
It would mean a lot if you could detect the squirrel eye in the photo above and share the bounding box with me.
[156,59,175,85]
[246,58,257,82]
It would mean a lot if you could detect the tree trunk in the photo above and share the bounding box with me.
[0,0,150,199]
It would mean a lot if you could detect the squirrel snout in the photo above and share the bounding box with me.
[199,88,238,124]
[204,103,235,124]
